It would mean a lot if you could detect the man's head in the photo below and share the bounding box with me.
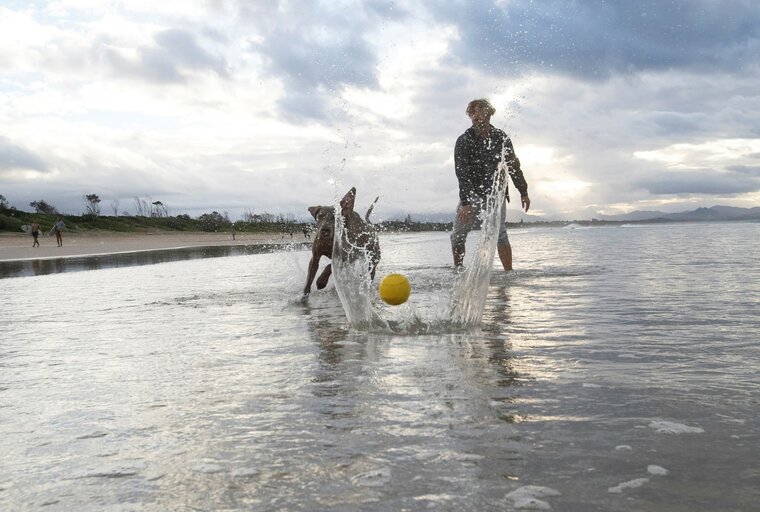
[466,98,495,128]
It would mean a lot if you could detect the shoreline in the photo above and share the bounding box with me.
[0,231,308,263]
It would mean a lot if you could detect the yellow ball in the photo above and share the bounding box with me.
[379,273,411,305]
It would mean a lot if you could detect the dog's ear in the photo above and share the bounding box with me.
[308,206,321,220]
[340,187,357,214]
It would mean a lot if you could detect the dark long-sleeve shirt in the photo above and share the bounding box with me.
[454,126,528,206]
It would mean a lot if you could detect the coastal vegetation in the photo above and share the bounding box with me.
[0,204,454,234]
[0,204,690,236]
[1,195,757,235]
[0,204,306,235]
[0,194,452,234]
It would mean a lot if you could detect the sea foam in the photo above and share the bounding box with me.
[648,465,669,476]
[648,420,705,434]
[505,485,561,510]
[608,478,649,493]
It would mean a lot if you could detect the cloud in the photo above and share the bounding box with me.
[636,169,760,195]
[643,111,710,137]
[0,137,48,172]
[2,1,760,220]
[240,1,394,120]
[150,29,228,78]
[0,7,229,87]
[95,28,228,84]
[428,0,760,78]
[727,165,760,177]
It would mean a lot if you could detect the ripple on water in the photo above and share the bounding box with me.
[608,478,649,494]
[505,485,561,510]
[1,226,759,511]
[191,463,226,474]
[648,420,705,434]
[349,467,392,487]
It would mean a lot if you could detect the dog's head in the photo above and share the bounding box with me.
[308,204,334,249]
[308,188,360,249]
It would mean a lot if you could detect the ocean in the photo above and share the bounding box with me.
[1,221,759,511]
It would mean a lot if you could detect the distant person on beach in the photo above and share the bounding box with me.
[451,98,530,271]
[51,217,65,247]
[31,220,41,247]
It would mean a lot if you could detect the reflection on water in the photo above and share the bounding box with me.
[1,225,759,511]
[0,243,309,279]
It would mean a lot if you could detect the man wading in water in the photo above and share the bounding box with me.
[451,98,531,271]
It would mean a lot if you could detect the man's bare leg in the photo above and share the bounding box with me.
[453,243,465,268]
[497,244,512,271]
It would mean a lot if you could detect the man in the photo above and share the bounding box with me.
[451,98,530,271]
[52,217,65,247]
[31,220,41,247]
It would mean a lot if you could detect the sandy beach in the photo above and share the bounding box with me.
[0,231,308,262]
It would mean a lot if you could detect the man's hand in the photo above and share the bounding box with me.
[521,194,531,213]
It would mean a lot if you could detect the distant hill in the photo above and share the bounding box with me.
[387,205,760,224]
[595,210,669,221]
[596,205,760,222]
[386,210,544,223]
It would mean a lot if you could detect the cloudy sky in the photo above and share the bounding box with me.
[2,0,760,221]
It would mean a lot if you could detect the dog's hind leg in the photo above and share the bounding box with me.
[316,264,332,289]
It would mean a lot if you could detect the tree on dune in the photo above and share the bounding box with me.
[83,194,101,216]
[29,199,58,215]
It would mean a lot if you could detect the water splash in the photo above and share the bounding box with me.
[331,162,507,333]
[448,158,508,329]
[331,205,386,331]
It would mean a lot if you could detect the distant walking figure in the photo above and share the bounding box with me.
[51,217,65,247]
[31,220,41,247]
[302,227,310,239]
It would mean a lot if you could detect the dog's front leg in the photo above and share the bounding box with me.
[303,254,322,296]
[369,248,381,280]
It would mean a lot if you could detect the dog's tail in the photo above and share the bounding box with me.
[365,196,379,223]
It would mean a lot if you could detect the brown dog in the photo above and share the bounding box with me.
[303,187,380,296]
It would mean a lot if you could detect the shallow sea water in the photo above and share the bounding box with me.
[1,222,759,511]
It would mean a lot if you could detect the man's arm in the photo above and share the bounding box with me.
[502,139,528,196]
[503,137,530,212]
[454,136,475,205]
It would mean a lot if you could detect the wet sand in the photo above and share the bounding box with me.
[0,231,308,262]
